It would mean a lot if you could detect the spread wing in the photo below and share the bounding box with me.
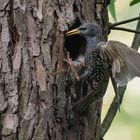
[100,40,140,86]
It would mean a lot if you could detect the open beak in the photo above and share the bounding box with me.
[66,28,80,36]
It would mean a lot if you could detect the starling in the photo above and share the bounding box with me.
[66,23,140,114]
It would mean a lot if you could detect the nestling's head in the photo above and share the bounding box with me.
[66,23,102,37]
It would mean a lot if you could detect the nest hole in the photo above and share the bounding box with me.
[64,19,86,60]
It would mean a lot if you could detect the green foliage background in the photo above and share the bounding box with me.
[102,0,140,140]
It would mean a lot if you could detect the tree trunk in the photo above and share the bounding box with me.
[0,0,108,140]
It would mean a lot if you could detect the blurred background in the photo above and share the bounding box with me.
[102,0,140,140]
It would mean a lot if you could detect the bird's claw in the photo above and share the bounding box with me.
[64,52,80,81]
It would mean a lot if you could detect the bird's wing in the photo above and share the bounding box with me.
[100,40,140,86]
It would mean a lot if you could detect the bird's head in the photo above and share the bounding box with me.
[66,23,102,37]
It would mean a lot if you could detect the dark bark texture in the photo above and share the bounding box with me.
[0,0,108,140]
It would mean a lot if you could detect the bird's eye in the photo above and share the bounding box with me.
[80,27,87,30]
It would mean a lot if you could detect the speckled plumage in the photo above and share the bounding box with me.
[66,23,110,114]
[81,46,109,81]
[66,23,140,114]
[72,30,110,113]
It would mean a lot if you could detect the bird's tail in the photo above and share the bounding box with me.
[72,91,101,114]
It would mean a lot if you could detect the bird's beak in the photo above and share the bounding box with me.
[66,28,80,36]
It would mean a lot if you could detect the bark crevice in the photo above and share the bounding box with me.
[0,0,108,139]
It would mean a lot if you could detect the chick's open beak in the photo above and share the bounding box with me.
[66,28,80,36]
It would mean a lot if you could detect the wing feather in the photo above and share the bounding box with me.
[100,40,140,86]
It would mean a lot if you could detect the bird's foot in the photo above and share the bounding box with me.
[77,60,85,67]
[64,52,80,81]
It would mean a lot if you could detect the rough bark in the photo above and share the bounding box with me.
[0,0,108,140]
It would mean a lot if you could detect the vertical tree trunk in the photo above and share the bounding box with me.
[0,0,108,140]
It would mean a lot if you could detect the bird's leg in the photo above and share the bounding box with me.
[64,52,80,80]
[78,64,93,80]
[76,55,86,68]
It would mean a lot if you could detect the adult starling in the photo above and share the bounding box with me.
[66,23,140,114]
